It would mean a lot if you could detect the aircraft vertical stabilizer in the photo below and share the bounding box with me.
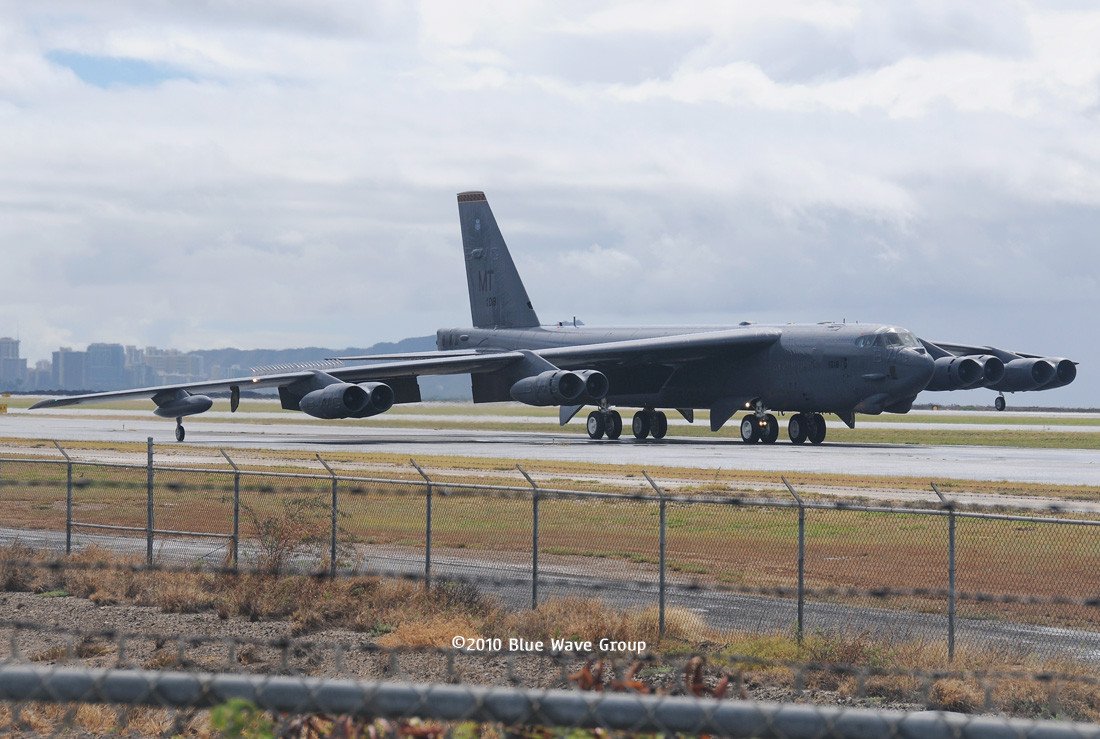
[457,191,541,329]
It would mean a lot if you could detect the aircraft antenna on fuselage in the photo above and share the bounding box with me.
[457,191,541,329]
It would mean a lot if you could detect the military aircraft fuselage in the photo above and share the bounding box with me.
[437,322,936,417]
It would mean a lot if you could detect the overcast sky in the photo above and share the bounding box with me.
[1,1,1096,406]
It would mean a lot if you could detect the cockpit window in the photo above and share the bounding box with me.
[872,326,920,348]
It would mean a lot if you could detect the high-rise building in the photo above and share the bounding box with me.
[51,348,86,391]
[28,360,52,390]
[0,337,27,389]
[85,343,127,390]
[0,337,19,359]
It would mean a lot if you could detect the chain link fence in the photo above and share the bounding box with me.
[1,619,1100,736]
[2,440,1099,660]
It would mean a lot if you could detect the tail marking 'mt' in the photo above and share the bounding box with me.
[457,191,540,329]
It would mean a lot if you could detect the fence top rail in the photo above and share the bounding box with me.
[4,454,1100,526]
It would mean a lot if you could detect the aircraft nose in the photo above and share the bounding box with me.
[904,349,935,391]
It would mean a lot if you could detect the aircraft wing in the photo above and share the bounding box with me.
[538,327,781,366]
[30,327,779,410]
[28,352,526,410]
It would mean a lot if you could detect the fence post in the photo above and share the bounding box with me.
[517,466,539,609]
[317,455,338,578]
[145,437,154,566]
[53,442,73,555]
[410,460,433,589]
[932,482,956,662]
[782,477,805,647]
[220,450,240,572]
[642,471,667,639]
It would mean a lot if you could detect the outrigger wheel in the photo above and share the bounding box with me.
[174,417,185,442]
[995,395,1006,412]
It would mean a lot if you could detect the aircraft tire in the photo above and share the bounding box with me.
[605,410,623,440]
[651,411,668,439]
[740,415,760,443]
[175,424,185,443]
[586,411,606,439]
[808,413,827,445]
[995,396,1006,412]
[788,414,808,444]
[761,413,779,444]
[632,411,651,439]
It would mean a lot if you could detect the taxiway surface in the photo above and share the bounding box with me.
[2,411,1097,486]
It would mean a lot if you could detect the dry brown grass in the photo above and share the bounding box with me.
[3,544,1100,723]
[929,678,984,713]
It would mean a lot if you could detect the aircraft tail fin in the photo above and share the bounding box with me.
[457,191,540,329]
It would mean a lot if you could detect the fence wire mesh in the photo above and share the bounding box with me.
[2,445,1100,662]
[1,619,1100,737]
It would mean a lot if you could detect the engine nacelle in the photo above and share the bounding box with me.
[573,369,609,401]
[925,356,983,391]
[348,382,396,418]
[153,390,214,418]
[510,369,607,406]
[299,382,373,420]
[1036,358,1077,391]
[990,358,1057,392]
[971,355,1005,387]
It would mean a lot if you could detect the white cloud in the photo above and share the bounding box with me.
[0,1,1097,404]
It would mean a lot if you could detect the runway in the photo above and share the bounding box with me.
[2,410,1098,486]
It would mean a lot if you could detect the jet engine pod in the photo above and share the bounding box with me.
[153,389,214,418]
[299,382,371,419]
[510,370,587,406]
[573,369,609,400]
[991,358,1057,392]
[971,355,1005,387]
[925,356,983,391]
[1037,358,1077,390]
[349,382,396,418]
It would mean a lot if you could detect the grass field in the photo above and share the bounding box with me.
[1,456,1096,631]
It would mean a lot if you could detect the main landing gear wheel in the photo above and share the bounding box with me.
[995,395,1006,412]
[807,413,827,445]
[761,413,779,444]
[586,411,606,439]
[174,418,185,443]
[788,414,808,445]
[632,411,651,439]
[740,415,761,443]
[605,410,623,440]
[651,411,668,440]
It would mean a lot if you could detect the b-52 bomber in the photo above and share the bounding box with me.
[33,191,1078,445]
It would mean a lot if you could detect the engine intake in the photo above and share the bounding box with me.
[510,369,607,406]
[971,355,1005,387]
[925,356,983,391]
[348,382,396,418]
[1037,358,1077,391]
[990,358,1057,392]
[299,382,394,419]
